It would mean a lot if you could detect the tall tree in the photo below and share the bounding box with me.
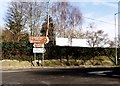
[5,1,27,42]
[52,2,82,38]
[5,1,47,42]
[52,2,69,37]
[23,2,46,36]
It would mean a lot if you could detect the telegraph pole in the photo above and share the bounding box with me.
[41,0,50,67]
[46,0,50,37]
[114,12,120,65]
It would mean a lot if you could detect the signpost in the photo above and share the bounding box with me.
[33,43,44,48]
[29,36,49,44]
[33,48,46,53]
[29,0,50,67]
[29,36,49,67]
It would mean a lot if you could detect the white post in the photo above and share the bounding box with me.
[46,0,50,37]
[34,53,36,66]
[114,12,120,65]
[42,50,44,67]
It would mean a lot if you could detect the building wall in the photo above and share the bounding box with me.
[55,37,109,47]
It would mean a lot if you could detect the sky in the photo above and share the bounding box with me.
[0,0,120,40]
[70,0,119,40]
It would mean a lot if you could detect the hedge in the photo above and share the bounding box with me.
[2,42,120,64]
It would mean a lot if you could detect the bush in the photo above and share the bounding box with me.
[2,42,120,66]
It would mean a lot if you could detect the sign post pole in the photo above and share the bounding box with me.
[42,51,44,67]
[34,53,36,66]
[29,36,49,67]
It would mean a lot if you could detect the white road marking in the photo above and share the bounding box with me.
[88,71,120,77]
[97,73,107,76]
[88,71,111,75]
[41,81,50,86]
[112,75,120,77]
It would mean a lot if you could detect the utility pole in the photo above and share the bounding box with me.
[42,0,50,67]
[46,0,50,37]
[114,12,120,65]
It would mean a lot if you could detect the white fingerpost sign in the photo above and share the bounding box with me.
[33,48,46,53]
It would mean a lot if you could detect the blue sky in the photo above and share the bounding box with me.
[70,1,119,40]
[0,0,119,40]
[0,1,9,27]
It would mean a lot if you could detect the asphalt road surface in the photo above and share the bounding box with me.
[2,67,120,86]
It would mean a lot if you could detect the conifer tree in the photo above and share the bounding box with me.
[41,15,55,46]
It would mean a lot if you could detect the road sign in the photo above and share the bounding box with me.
[29,36,49,44]
[33,43,44,48]
[33,48,46,53]
[45,37,49,44]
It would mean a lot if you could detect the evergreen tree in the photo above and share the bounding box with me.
[41,15,55,46]
[5,2,26,42]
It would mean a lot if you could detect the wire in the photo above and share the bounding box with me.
[83,16,120,26]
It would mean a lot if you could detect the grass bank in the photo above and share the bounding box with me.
[1,56,119,69]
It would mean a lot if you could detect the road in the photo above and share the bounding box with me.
[2,67,120,86]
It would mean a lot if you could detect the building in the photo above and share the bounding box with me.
[56,37,110,47]
[56,37,89,47]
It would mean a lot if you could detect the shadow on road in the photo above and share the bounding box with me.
[29,67,120,79]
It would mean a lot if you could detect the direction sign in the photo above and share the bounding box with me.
[29,36,49,44]
[45,37,49,44]
[33,48,46,53]
[33,43,44,48]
